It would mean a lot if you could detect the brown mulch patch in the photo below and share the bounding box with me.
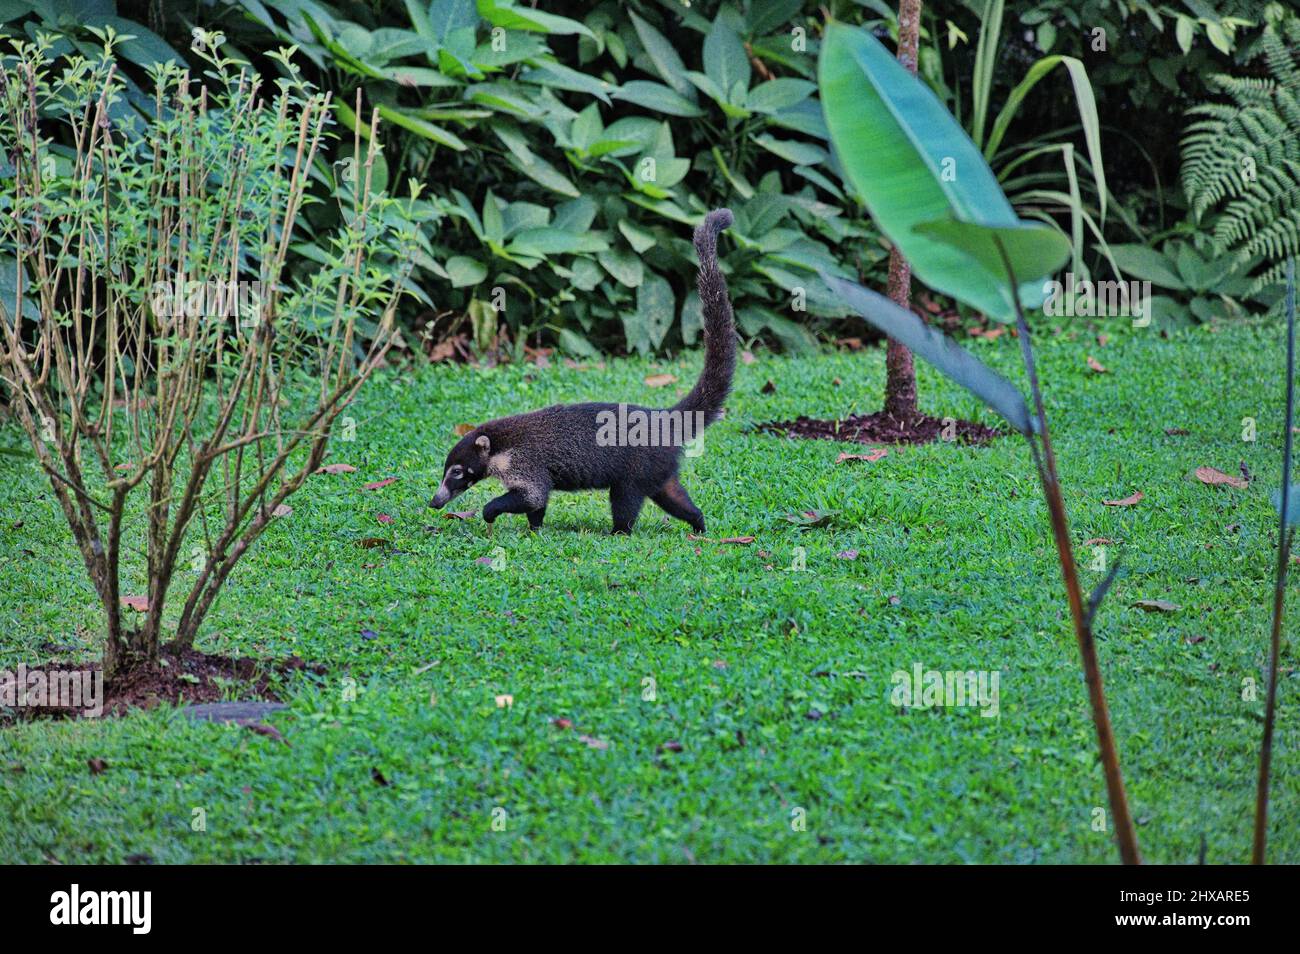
[1,644,323,725]
[757,411,1003,446]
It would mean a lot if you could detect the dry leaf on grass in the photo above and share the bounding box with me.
[316,463,357,475]
[644,373,677,388]
[1103,491,1144,507]
[577,734,609,750]
[720,536,755,545]
[121,595,150,612]
[363,477,398,491]
[1195,466,1248,489]
[445,510,477,520]
[837,448,888,464]
[1086,355,1108,373]
[376,513,394,525]
[453,423,475,436]
[272,504,292,518]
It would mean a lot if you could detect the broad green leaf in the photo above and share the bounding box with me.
[522,61,613,104]
[376,104,468,150]
[754,134,827,166]
[569,258,604,291]
[428,0,478,43]
[913,217,1070,300]
[824,273,1034,435]
[446,256,487,287]
[1105,243,1187,291]
[1175,15,1194,55]
[507,228,609,257]
[552,196,598,233]
[702,13,750,103]
[618,220,657,253]
[506,153,580,197]
[559,327,599,357]
[819,21,1056,321]
[476,0,594,39]
[636,273,675,351]
[681,290,703,345]
[745,78,815,114]
[599,246,644,288]
[613,81,706,118]
[629,11,695,99]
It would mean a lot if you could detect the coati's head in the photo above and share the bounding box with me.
[428,433,490,509]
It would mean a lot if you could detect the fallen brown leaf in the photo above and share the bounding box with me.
[720,535,755,545]
[445,510,477,520]
[272,504,292,518]
[316,463,357,475]
[87,757,108,775]
[1083,537,1115,546]
[552,717,573,730]
[1086,355,1107,373]
[837,448,888,464]
[453,423,476,437]
[644,373,677,388]
[1195,466,1248,490]
[376,513,394,524]
[577,734,609,750]
[121,595,150,612]
[363,477,398,491]
[1103,491,1144,507]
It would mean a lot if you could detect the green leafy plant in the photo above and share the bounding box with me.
[1106,236,1268,323]
[198,0,868,358]
[0,35,416,677]
[1181,2,1300,296]
[819,19,1141,864]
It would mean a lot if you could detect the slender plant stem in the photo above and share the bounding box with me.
[1254,258,1296,863]
[995,237,1141,864]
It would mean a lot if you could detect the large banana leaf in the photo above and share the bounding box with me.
[819,21,1068,321]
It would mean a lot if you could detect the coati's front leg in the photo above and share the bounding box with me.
[609,484,646,535]
[651,475,705,533]
[483,479,550,529]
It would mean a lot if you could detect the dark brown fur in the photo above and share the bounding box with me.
[429,208,736,534]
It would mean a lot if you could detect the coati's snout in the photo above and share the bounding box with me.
[429,433,491,508]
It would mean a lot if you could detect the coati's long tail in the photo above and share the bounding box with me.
[674,208,735,427]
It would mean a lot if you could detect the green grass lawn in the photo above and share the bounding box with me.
[1,319,1295,863]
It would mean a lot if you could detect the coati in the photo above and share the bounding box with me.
[428,208,736,534]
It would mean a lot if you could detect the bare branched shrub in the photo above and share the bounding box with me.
[0,33,417,679]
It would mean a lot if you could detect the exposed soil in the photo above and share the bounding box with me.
[758,410,1003,446]
[1,644,323,725]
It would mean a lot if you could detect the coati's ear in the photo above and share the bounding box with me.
[475,434,491,455]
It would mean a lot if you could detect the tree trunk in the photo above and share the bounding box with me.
[883,0,924,422]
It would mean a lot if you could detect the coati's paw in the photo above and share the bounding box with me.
[482,504,500,524]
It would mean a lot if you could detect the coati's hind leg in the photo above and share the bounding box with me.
[651,475,705,533]
[609,484,646,535]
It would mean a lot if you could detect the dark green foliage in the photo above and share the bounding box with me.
[1182,5,1300,295]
